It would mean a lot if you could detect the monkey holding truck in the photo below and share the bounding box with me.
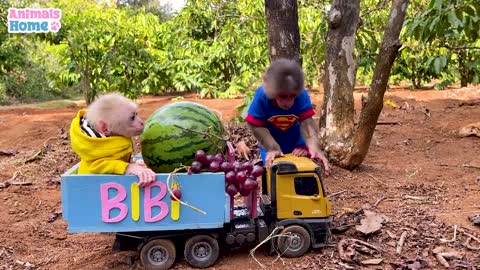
[61,154,332,270]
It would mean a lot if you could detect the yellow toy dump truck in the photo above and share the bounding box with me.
[61,154,331,270]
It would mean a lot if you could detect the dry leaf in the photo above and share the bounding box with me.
[361,258,384,265]
[355,210,387,235]
[236,140,251,160]
[470,214,480,226]
[458,122,480,137]
[396,258,428,270]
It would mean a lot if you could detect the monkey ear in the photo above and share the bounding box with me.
[97,120,110,136]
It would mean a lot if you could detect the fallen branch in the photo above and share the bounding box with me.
[396,231,407,255]
[386,230,396,239]
[458,228,480,242]
[404,195,429,200]
[376,121,400,125]
[366,173,386,185]
[374,196,387,207]
[24,136,57,163]
[440,225,457,243]
[249,226,286,269]
[338,238,383,262]
[328,190,347,198]
[464,237,480,251]
[462,164,480,170]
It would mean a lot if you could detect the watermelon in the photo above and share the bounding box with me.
[140,101,226,173]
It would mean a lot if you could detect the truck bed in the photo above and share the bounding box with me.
[61,164,230,233]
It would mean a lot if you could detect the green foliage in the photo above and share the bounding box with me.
[401,0,480,87]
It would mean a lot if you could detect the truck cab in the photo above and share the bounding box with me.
[260,154,332,256]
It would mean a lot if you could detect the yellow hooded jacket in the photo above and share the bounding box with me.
[70,109,133,175]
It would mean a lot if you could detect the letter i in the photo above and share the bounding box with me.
[131,183,140,221]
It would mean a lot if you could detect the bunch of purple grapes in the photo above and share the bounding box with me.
[189,150,263,197]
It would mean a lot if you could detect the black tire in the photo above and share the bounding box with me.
[140,239,176,270]
[276,225,311,258]
[184,235,220,268]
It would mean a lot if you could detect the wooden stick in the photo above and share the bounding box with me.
[374,196,387,207]
[440,225,457,243]
[328,190,347,198]
[463,164,480,169]
[396,231,407,254]
[404,195,428,200]
[366,173,386,185]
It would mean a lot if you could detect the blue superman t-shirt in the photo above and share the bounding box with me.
[245,86,316,162]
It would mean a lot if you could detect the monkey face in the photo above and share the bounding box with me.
[109,107,145,137]
[275,93,297,110]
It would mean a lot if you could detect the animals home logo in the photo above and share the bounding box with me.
[8,8,62,33]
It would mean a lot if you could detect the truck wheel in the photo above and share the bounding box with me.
[140,239,176,270]
[276,225,311,258]
[184,235,219,268]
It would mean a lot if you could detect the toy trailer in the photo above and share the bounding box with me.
[61,155,332,270]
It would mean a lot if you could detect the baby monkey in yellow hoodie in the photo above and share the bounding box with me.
[70,92,156,187]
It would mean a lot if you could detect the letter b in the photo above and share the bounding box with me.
[100,183,128,223]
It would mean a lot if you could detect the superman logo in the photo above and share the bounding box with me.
[268,114,298,131]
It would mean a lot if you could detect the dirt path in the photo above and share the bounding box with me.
[0,87,479,270]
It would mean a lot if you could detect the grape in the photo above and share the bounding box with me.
[205,154,215,164]
[239,187,251,196]
[214,153,224,164]
[220,161,233,172]
[209,161,221,172]
[233,161,242,172]
[195,150,207,163]
[251,165,263,178]
[187,168,193,175]
[190,161,202,174]
[241,162,253,174]
[236,171,247,184]
[243,177,258,191]
[170,188,182,201]
[225,171,236,184]
[226,184,238,197]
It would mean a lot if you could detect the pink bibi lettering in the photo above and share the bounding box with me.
[100,182,169,223]
[8,8,62,33]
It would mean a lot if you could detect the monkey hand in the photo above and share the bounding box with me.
[292,147,308,157]
[125,164,156,187]
[265,150,284,169]
[309,150,331,177]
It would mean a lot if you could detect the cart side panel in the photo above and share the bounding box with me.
[61,172,227,233]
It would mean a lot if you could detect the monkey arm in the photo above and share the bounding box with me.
[247,123,282,152]
[89,159,130,175]
[300,118,321,152]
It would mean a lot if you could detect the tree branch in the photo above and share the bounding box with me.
[362,0,389,18]
[342,0,410,170]
[441,45,480,51]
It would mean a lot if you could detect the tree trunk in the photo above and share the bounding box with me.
[319,0,360,163]
[265,0,301,65]
[458,50,468,87]
[341,0,409,169]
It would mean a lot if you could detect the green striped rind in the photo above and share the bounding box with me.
[140,101,226,173]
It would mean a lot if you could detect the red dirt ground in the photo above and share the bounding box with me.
[0,87,479,270]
